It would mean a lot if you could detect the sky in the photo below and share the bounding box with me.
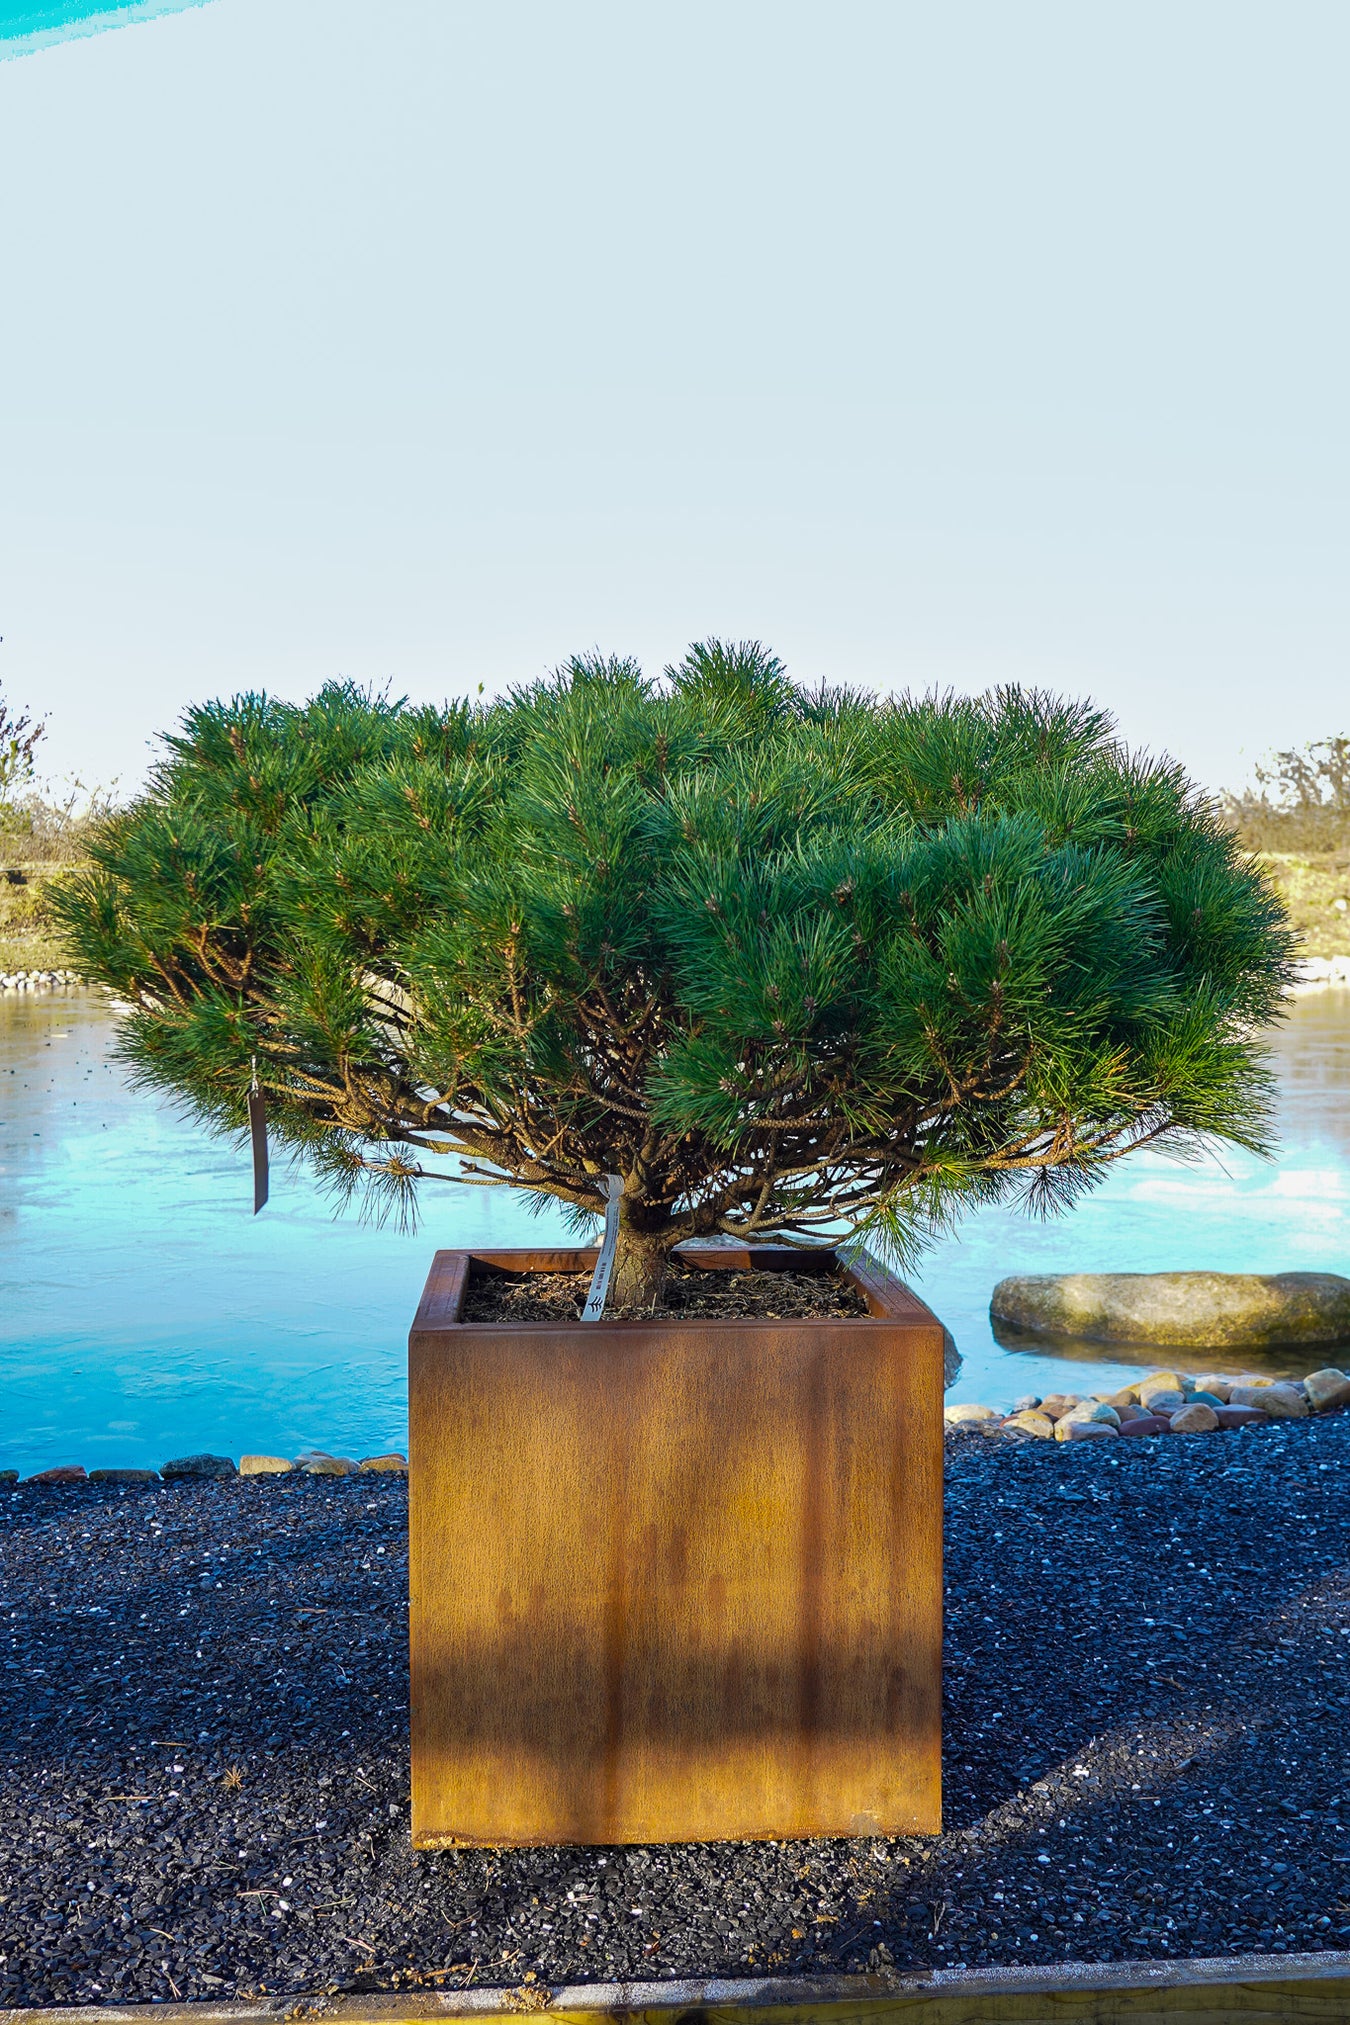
[1,0,1347,800]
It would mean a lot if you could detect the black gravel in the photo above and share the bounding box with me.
[3,1419,1349,2005]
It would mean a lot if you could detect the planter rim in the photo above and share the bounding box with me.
[417,1243,942,1334]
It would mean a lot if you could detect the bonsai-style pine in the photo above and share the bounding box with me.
[56,644,1293,1307]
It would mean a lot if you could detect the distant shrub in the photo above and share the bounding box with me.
[0,784,115,868]
[1226,737,1350,856]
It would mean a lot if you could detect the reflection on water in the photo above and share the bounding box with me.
[0,990,551,1476]
[986,1316,1312,1382]
[2,990,1349,1471]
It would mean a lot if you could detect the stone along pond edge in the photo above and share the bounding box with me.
[943,1362,1350,1444]
[12,1364,1350,1482]
[11,1452,407,1487]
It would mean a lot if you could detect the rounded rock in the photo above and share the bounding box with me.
[1061,1401,1121,1428]
[1138,1386,1187,1414]
[1118,1414,1167,1437]
[1054,1417,1118,1442]
[358,1452,409,1472]
[1303,1368,1350,1412]
[1228,1382,1308,1419]
[1001,1409,1057,1439]
[944,1403,1003,1427]
[990,1270,1350,1350]
[1038,1393,1083,1421]
[1215,1404,1269,1429]
[1168,1402,1221,1434]
[160,1453,238,1480]
[23,1464,87,1484]
[239,1454,293,1476]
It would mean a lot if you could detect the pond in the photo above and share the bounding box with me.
[3,987,1348,1475]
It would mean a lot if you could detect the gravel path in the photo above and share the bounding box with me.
[3,1419,1349,2006]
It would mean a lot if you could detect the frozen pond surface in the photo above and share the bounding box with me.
[2,988,1348,1473]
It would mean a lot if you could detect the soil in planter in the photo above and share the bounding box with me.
[461,1257,872,1323]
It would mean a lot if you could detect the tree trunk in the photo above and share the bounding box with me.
[609,1225,672,1310]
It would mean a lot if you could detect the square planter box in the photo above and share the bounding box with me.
[408,1244,944,1847]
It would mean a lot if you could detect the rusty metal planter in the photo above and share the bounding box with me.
[408,1244,944,1847]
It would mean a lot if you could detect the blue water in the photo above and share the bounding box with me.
[0,0,211,59]
[3,987,1349,1475]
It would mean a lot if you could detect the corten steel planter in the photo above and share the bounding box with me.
[408,1244,944,1848]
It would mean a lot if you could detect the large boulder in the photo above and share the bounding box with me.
[990,1272,1350,1352]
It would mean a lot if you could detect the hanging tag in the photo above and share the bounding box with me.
[580,1175,623,1321]
[247,1055,269,1214]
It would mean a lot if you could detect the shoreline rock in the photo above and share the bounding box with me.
[0,968,83,993]
[13,1450,408,1485]
[991,1270,1350,1351]
[944,1362,1350,1446]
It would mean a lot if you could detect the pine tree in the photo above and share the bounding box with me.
[55,643,1293,1308]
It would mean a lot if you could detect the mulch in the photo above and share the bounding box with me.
[3,1417,1349,2005]
[462,1260,870,1323]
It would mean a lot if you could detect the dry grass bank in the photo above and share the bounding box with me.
[0,795,102,971]
[1254,849,1350,958]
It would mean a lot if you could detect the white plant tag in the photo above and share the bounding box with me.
[580,1175,623,1321]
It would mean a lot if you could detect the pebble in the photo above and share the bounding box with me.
[9,1425,1350,2004]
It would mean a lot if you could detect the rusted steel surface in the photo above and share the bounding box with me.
[408,1245,945,1847]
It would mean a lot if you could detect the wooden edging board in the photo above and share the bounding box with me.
[7,1953,1350,2025]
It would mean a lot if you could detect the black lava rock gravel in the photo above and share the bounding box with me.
[2,1419,1349,2005]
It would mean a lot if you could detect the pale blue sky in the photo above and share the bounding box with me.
[2,1,1346,796]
